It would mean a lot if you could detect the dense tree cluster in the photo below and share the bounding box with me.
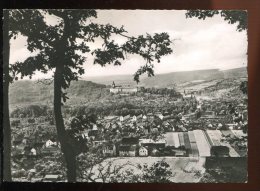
[10,105,50,118]
[141,87,182,97]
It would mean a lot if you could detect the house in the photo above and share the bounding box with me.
[12,144,26,157]
[42,174,61,182]
[163,114,174,120]
[30,148,37,156]
[183,113,196,120]
[155,112,164,120]
[45,140,57,148]
[136,114,143,120]
[151,128,159,134]
[105,123,112,129]
[103,144,116,157]
[93,140,106,146]
[118,137,139,157]
[120,115,131,122]
[172,149,187,157]
[143,126,150,134]
[13,137,23,146]
[132,114,143,121]
[81,129,89,139]
[88,124,99,138]
[132,115,137,121]
[92,124,98,131]
[139,138,166,155]
[147,113,154,119]
[22,138,29,145]
[151,148,160,156]
[201,111,218,120]
[41,145,60,155]
[104,116,118,121]
[139,146,148,156]
[119,145,137,157]
[111,123,119,130]
[158,114,164,120]
[88,130,98,138]
[162,121,170,127]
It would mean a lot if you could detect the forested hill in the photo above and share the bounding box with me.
[9,80,108,109]
[85,67,247,88]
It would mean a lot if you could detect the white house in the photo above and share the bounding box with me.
[45,140,56,147]
[92,124,98,131]
[31,148,37,156]
[120,115,130,122]
[158,114,164,120]
[139,146,148,157]
[132,115,137,121]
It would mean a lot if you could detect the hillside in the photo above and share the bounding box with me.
[9,67,247,109]
[9,80,108,110]
[222,67,248,79]
[84,67,247,88]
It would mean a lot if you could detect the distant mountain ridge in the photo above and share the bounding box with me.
[84,67,247,88]
[9,67,247,108]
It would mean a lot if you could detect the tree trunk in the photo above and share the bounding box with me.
[3,10,12,181]
[54,68,77,182]
[53,16,77,182]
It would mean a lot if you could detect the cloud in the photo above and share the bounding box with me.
[9,10,248,79]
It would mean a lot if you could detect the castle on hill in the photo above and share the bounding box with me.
[109,81,141,94]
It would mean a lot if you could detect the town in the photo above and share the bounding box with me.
[9,78,248,182]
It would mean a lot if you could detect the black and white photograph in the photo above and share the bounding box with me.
[2,9,248,183]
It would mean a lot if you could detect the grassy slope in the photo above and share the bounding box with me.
[9,80,108,110]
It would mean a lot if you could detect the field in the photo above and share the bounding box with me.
[87,157,206,183]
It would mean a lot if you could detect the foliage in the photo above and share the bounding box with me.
[139,160,173,183]
[81,159,173,183]
[34,153,67,178]
[201,165,247,183]
[142,87,181,97]
[240,81,248,95]
[65,114,98,155]
[10,105,49,118]
[186,10,247,32]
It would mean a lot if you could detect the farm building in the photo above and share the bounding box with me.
[188,131,199,157]
[192,130,211,157]
[183,132,192,155]
[165,132,180,148]
[205,130,240,157]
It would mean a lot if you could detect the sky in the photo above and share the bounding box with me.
[10,10,248,78]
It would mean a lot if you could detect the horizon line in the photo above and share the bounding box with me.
[83,66,247,78]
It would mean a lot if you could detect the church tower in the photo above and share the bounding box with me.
[112,81,116,88]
